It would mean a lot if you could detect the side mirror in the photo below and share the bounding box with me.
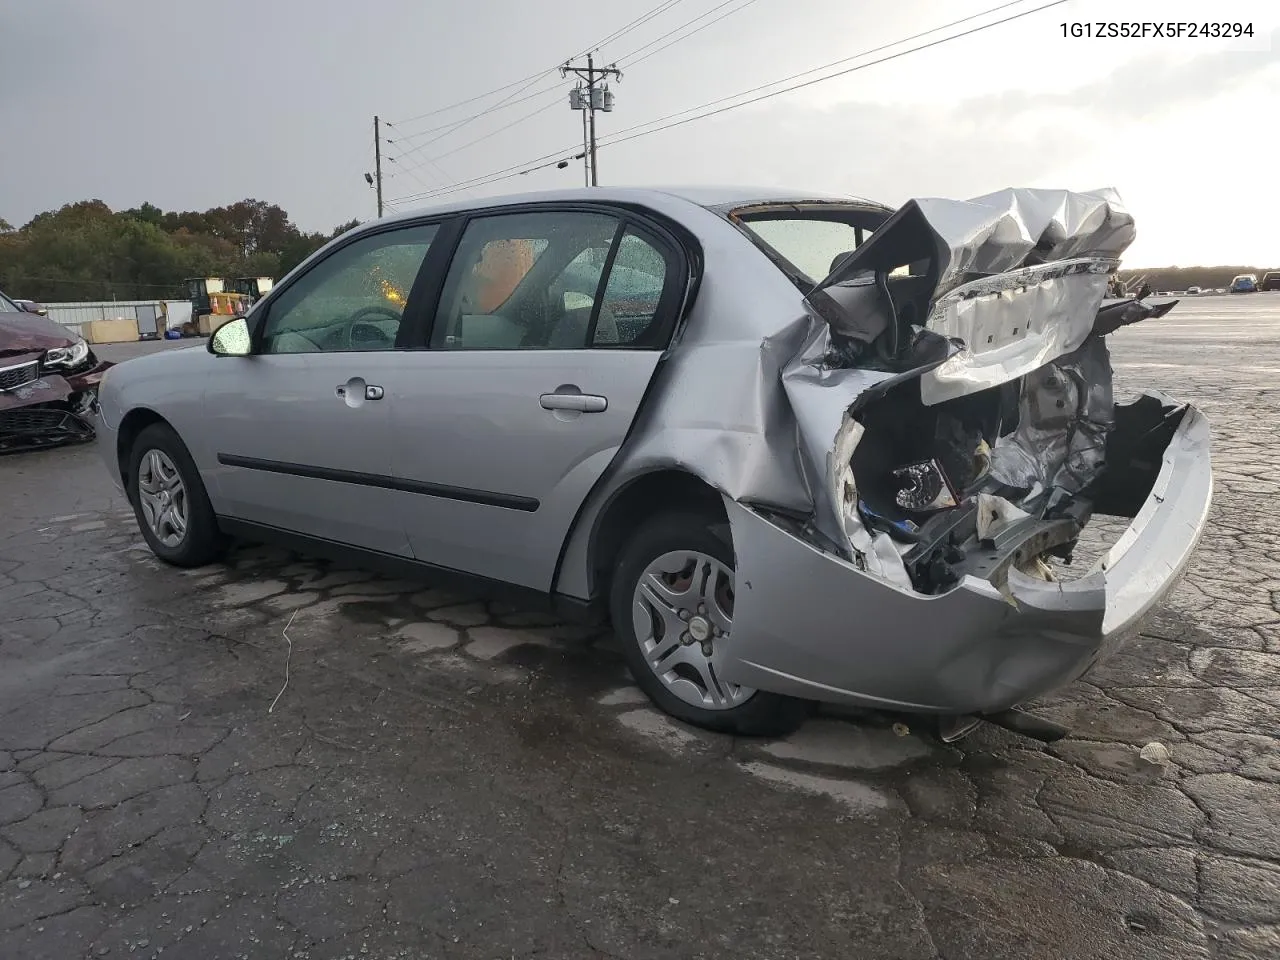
[208,316,252,356]
[19,300,47,316]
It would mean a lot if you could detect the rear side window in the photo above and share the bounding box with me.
[594,230,668,346]
[739,218,866,284]
[429,210,676,351]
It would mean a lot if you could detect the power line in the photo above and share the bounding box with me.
[387,80,566,143]
[432,95,567,164]
[386,147,471,200]
[385,143,585,205]
[387,68,558,127]
[572,0,690,58]
[601,0,1046,145]
[383,152,440,194]
[385,0,687,130]
[385,0,1064,206]
[387,86,568,178]
[615,0,762,68]
[376,2,698,201]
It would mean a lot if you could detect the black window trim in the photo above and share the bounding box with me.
[242,200,698,355]
[586,223,625,346]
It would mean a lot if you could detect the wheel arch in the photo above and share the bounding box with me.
[579,468,729,602]
[115,407,172,492]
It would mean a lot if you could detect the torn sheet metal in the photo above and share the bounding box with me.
[988,336,1115,496]
[820,187,1134,297]
[918,258,1114,405]
[916,187,1135,298]
[809,188,1135,404]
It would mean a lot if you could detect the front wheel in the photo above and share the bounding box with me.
[128,423,225,567]
[609,512,810,737]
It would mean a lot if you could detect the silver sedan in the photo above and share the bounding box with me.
[96,186,1212,738]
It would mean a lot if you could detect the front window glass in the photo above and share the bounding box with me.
[260,224,438,354]
[0,292,19,312]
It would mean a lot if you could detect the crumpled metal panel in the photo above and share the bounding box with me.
[917,187,1135,299]
[919,259,1114,405]
[776,318,914,584]
[988,337,1115,496]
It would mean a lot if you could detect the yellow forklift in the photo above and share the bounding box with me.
[228,276,275,304]
[183,278,253,336]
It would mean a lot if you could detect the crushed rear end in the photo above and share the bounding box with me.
[714,188,1212,716]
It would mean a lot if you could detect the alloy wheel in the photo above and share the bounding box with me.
[631,549,755,710]
[136,448,188,548]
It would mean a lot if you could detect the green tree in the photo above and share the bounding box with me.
[0,198,366,301]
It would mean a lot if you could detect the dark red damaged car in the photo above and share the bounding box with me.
[1,290,114,454]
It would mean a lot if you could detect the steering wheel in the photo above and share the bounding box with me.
[343,304,402,350]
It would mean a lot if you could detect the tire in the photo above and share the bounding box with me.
[609,511,811,737]
[128,423,225,567]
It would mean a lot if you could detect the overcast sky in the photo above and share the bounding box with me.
[1,0,1275,266]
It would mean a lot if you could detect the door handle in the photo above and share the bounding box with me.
[335,379,384,405]
[540,392,607,413]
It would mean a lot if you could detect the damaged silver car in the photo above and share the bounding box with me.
[95,186,1211,737]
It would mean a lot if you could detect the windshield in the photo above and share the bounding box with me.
[0,291,20,312]
[732,205,891,286]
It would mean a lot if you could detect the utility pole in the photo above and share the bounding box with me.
[373,115,384,217]
[563,55,620,186]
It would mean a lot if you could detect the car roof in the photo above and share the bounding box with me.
[378,185,891,226]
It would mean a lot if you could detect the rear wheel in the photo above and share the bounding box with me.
[128,423,225,567]
[609,512,810,737]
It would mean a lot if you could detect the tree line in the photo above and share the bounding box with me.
[0,200,360,303]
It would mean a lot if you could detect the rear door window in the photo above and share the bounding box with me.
[430,210,620,350]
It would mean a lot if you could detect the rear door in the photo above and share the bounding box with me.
[389,206,684,590]
[201,222,442,555]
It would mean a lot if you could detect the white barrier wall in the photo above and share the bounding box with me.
[43,300,192,337]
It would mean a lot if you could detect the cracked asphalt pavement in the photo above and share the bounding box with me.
[3,296,1279,959]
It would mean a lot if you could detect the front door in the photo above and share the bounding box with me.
[201,222,441,555]
[390,208,681,590]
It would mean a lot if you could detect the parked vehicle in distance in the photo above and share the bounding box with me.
[1,289,114,453]
[1260,272,1280,292]
[1230,274,1258,293]
[1185,286,1202,295]
[11,298,48,316]
[96,186,1212,739]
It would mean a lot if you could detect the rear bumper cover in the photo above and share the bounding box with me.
[719,396,1211,714]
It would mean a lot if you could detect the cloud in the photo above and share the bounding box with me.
[606,33,1278,205]
[961,28,1278,122]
